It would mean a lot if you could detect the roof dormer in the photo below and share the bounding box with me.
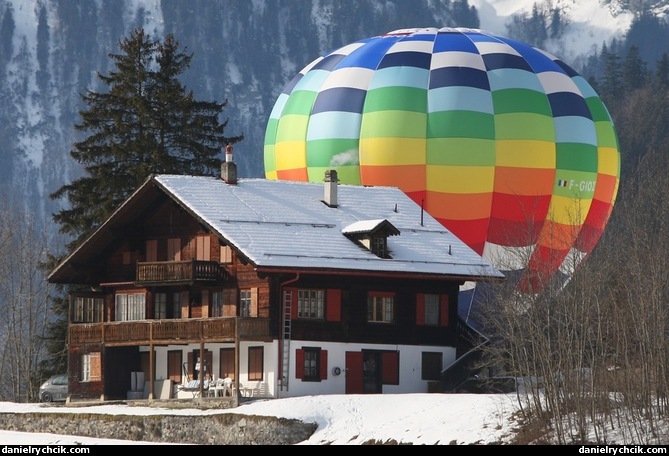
[342,219,400,259]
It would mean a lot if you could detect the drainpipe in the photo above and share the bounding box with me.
[278,273,300,398]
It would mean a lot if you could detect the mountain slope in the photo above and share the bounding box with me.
[0,0,657,238]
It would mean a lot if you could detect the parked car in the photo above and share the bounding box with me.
[39,374,68,402]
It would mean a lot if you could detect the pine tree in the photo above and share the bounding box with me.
[50,28,243,244]
[42,28,242,383]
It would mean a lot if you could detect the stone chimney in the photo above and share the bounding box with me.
[221,144,237,184]
[324,169,339,207]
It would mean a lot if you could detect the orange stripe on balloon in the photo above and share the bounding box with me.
[423,192,493,220]
[536,219,580,251]
[493,167,555,196]
[360,164,426,192]
[276,168,309,181]
[593,173,618,202]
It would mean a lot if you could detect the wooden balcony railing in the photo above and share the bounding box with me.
[68,317,271,346]
[136,260,223,284]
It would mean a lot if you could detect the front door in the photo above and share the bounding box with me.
[362,350,382,394]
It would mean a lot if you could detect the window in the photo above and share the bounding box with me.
[298,289,324,319]
[371,236,387,257]
[367,293,394,323]
[81,352,101,382]
[424,294,439,326]
[421,352,443,381]
[115,292,146,321]
[302,347,320,381]
[172,292,181,319]
[155,293,167,319]
[248,346,263,381]
[73,297,104,323]
[211,291,224,317]
[240,290,251,317]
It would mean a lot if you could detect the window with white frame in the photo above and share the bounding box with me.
[424,294,439,326]
[73,297,104,323]
[240,289,251,317]
[155,293,167,319]
[81,352,101,382]
[367,293,394,323]
[298,289,324,319]
[115,292,146,321]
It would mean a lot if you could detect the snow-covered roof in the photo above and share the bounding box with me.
[152,174,503,280]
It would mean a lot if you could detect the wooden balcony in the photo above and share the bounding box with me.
[68,317,271,346]
[136,260,225,284]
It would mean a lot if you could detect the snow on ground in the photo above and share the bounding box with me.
[0,393,522,445]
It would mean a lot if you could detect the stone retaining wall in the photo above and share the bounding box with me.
[0,401,317,445]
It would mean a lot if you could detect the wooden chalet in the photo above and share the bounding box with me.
[47,148,503,402]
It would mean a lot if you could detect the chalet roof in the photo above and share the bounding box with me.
[48,174,504,283]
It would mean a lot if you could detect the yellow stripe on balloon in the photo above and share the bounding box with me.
[275,141,307,171]
[426,164,495,193]
[495,140,556,168]
[598,146,620,177]
[359,137,427,165]
[546,194,592,226]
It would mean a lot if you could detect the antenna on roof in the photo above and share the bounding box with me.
[420,199,424,227]
[394,203,398,213]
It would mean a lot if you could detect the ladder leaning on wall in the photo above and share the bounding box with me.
[280,289,292,391]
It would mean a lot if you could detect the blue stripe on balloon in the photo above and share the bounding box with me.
[427,86,494,114]
[429,66,490,90]
[554,117,597,144]
[313,53,348,71]
[282,73,303,95]
[292,69,332,92]
[306,111,363,140]
[377,51,432,70]
[268,93,290,119]
[482,53,533,71]
[571,76,599,98]
[549,92,593,119]
[497,37,564,74]
[368,66,429,90]
[311,87,367,114]
[337,37,401,69]
[486,68,544,92]
[434,30,479,53]
[553,59,579,77]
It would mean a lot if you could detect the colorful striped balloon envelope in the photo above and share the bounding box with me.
[264,27,620,296]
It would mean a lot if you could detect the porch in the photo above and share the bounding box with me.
[69,317,272,346]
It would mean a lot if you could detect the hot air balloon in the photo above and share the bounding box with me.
[264,27,620,307]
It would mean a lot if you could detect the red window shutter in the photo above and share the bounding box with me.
[440,294,449,326]
[326,289,341,321]
[381,351,399,385]
[295,348,304,379]
[416,293,425,325]
[320,350,328,380]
